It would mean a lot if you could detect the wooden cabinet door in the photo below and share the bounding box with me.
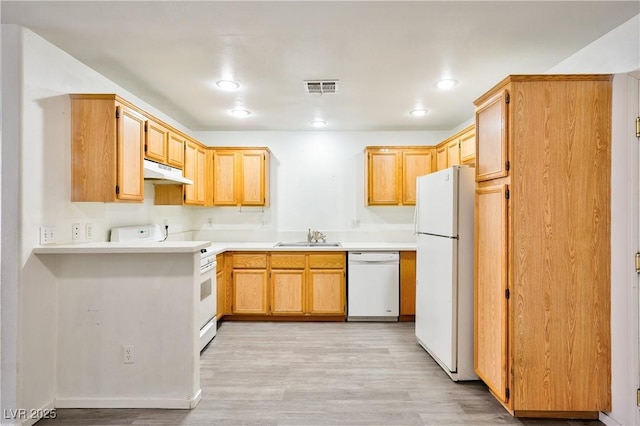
[240,150,266,206]
[476,89,509,182]
[184,140,206,205]
[446,139,460,167]
[436,145,448,171]
[212,151,237,206]
[402,150,433,205]
[475,184,510,406]
[459,127,476,164]
[116,105,145,201]
[232,270,268,314]
[399,251,416,317]
[308,270,345,315]
[216,269,225,317]
[368,151,400,205]
[167,132,185,168]
[144,119,168,163]
[271,270,305,315]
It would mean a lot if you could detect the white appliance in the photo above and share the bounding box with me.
[198,246,217,352]
[414,166,477,381]
[143,159,193,185]
[347,251,399,321]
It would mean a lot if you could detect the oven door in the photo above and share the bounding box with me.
[199,261,217,350]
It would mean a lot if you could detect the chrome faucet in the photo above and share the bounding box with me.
[307,229,326,243]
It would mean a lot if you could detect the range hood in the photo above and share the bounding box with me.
[143,159,193,185]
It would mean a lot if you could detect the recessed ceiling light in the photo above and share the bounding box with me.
[230,109,251,118]
[310,120,327,128]
[436,79,458,90]
[216,80,240,90]
[409,109,429,117]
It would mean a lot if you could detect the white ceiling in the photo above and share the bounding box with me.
[2,1,639,132]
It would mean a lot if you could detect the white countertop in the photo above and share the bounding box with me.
[33,240,416,255]
[33,240,211,254]
[204,241,416,255]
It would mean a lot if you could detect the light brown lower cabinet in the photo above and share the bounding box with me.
[215,254,225,319]
[226,251,346,318]
[399,251,416,320]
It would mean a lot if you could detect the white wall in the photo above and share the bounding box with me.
[10,26,196,423]
[547,13,640,426]
[192,130,448,243]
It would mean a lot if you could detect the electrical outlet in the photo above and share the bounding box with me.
[351,219,361,228]
[123,345,135,364]
[72,223,81,241]
[39,226,56,245]
[207,218,213,226]
[85,223,94,240]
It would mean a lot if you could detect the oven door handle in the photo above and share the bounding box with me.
[200,261,216,275]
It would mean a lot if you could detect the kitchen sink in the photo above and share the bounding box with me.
[274,241,342,248]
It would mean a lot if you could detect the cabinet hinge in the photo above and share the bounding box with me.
[144,144,147,153]
[183,193,186,202]
[635,253,640,273]
[115,109,120,119]
[505,92,510,104]
[144,122,148,132]
[115,185,120,195]
[505,288,510,299]
[637,388,640,406]
[505,188,510,200]
[636,117,640,138]
[505,160,510,171]
[505,387,510,399]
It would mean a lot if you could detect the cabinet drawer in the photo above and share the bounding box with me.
[232,253,267,269]
[308,253,345,269]
[270,253,306,269]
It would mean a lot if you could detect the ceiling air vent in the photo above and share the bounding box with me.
[304,80,339,94]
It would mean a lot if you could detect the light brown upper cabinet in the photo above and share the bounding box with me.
[473,74,612,418]
[435,145,448,171]
[446,138,460,167]
[459,126,476,165]
[475,89,509,182]
[184,138,207,206]
[167,132,185,169]
[71,94,144,202]
[212,148,270,207]
[144,119,169,164]
[365,147,434,206]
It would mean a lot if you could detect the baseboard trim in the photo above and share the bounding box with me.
[599,411,622,426]
[55,390,201,410]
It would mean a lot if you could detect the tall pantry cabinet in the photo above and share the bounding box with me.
[473,75,611,418]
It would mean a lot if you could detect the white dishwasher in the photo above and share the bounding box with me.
[347,251,400,321]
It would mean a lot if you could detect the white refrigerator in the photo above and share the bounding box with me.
[414,165,477,381]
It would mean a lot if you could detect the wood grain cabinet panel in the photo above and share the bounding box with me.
[308,270,345,315]
[366,147,434,206]
[232,270,268,314]
[399,251,416,319]
[212,148,270,207]
[167,132,185,168]
[184,139,206,205]
[367,150,400,205]
[446,138,460,168]
[71,95,145,202]
[402,150,434,205]
[216,254,225,318]
[474,184,509,405]
[475,89,509,182]
[473,75,612,418]
[271,271,305,315]
[459,127,476,165]
[436,145,448,171]
[144,119,169,164]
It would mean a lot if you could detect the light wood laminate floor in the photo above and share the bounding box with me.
[40,322,602,425]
